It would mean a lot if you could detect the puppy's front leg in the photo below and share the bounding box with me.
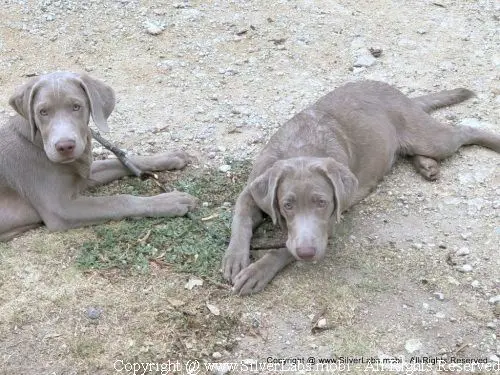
[222,189,263,283]
[89,151,191,186]
[233,247,295,295]
[37,192,196,230]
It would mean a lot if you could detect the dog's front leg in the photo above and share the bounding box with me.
[36,192,196,230]
[222,189,263,283]
[89,151,191,186]
[232,247,295,295]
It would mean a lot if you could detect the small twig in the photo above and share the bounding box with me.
[250,242,286,250]
[91,128,152,179]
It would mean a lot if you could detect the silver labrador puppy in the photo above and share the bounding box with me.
[222,80,500,295]
[0,72,196,241]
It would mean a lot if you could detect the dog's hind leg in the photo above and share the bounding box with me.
[0,189,42,241]
[404,116,500,160]
[412,155,440,180]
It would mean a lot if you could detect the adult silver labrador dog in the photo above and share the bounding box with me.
[223,80,500,295]
[0,72,196,241]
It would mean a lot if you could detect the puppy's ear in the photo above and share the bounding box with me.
[315,158,358,222]
[249,160,291,226]
[77,73,115,132]
[9,76,42,141]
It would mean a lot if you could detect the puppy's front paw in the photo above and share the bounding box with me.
[232,262,273,296]
[222,249,250,283]
[154,151,192,171]
[152,191,197,217]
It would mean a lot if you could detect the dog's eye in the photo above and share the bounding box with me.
[317,199,328,208]
[39,109,48,116]
[72,104,81,111]
[284,202,294,210]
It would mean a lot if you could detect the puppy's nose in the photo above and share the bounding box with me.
[55,139,76,155]
[296,247,316,260]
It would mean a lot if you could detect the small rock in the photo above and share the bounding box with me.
[218,164,231,172]
[353,54,376,67]
[494,304,500,317]
[412,243,423,250]
[460,232,470,240]
[369,47,383,57]
[485,322,496,329]
[405,338,422,353]
[145,21,164,35]
[85,307,102,320]
[456,247,470,256]
[490,354,500,363]
[206,302,221,316]
[471,280,480,288]
[184,277,203,290]
[317,318,327,328]
[212,351,222,359]
[435,312,446,319]
[488,295,500,305]
[456,264,473,273]
[433,292,445,301]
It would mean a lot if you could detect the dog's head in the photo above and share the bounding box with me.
[9,72,115,164]
[249,157,358,261]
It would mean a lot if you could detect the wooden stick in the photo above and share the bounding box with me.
[91,128,149,179]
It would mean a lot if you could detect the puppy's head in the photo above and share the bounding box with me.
[9,72,115,163]
[249,157,358,261]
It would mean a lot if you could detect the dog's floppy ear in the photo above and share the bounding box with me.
[77,73,115,132]
[249,160,291,226]
[9,76,42,141]
[315,158,358,222]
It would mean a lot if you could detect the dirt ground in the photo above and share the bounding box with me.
[1,0,499,374]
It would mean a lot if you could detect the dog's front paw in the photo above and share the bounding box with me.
[232,262,273,296]
[153,151,192,171]
[222,248,250,283]
[151,191,197,217]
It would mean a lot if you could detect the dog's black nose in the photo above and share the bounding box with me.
[296,246,316,260]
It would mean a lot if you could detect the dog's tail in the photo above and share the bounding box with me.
[412,88,475,113]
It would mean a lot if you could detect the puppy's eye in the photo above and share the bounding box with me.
[284,202,294,210]
[39,109,48,116]
[72,104,81,111]
[317,199,328,208]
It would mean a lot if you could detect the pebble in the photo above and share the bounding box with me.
[433,292,445,301]
[405,338,422,353]
[85,307,102,320]
[471,280,480,288]
[145,21,164,35]
[456,247,470,256]
[353,54,376,67]
[488,295,500,305]
[212,351,222,359]
[485,322,496,329]
[218,164,231,172]
[490,355,500,363]
[456,264,473,273]
[494,304,500,317]
[435,312,446,319]
[317,318,327,328]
